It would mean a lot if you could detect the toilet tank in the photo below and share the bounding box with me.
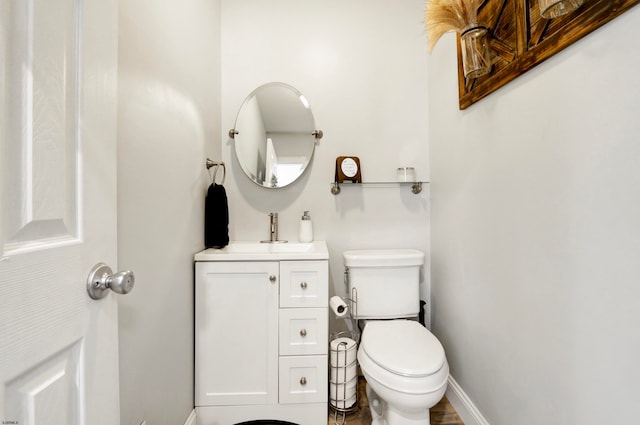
[343,249,424,319]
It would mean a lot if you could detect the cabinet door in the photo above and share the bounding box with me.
[195,261,279,406]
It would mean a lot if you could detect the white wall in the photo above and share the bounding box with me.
[429,7,640,425]
[117,1,221,424]
[221,0,431,331]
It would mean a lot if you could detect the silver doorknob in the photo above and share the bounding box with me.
[300,281,308,289]
[87,263,135,300]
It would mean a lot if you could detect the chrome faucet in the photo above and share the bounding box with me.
[261,212,287,243]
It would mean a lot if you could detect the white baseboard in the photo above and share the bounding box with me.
[184,409,197,425]
[446,375,490,425]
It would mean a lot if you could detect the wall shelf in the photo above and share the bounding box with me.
[330,181,427,195]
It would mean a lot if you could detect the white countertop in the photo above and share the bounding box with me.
[194,240,329,261]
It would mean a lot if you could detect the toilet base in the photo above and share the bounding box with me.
[366,383,432,425]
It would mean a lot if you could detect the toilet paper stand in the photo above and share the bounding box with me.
[331,288,360,340]
[329,331,359,425]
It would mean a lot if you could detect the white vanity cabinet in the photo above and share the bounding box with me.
[195,242,329,425]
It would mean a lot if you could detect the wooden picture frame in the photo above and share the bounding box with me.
[457,0,640,109]
[335,156,363,183]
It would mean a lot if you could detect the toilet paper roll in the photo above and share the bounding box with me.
[330,337,357,366]
[330,394,357,410]
[330,296,348,317]
[330,376,357,401]
[330,362,357,383]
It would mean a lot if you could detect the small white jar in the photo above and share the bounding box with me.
[397,167,416,182]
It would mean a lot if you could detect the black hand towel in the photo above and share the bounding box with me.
[204,183,229,248]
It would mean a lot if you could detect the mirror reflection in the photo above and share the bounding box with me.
[231,82,320,188]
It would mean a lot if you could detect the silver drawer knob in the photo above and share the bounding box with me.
[300,281,308,289]
[300,329,307,337]
[300,377,307,386]
[269,275,277,284]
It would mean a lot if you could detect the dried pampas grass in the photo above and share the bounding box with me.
[425,0,483,51]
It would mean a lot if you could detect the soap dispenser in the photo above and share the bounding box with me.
[299,211,313,243]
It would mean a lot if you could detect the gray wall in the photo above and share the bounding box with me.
[221,0,431,332]
[116,1,430,424]
[117,1,222,424]
[428,7,640,425]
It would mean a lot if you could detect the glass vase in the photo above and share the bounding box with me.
[539,0,585,19]
[460,26,492,80]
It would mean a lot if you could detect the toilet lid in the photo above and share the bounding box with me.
[361,320,445,377]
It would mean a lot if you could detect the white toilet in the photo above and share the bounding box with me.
[344,249,449,425]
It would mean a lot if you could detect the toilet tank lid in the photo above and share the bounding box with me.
[361,320,445,377]
[343,249,424,267]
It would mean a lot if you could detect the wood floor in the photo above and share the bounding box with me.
[328,377,464,425]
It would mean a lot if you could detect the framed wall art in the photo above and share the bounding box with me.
[457,0,640,109]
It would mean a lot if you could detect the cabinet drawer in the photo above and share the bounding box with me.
[278,355,328,404]
[280,261,328,308]
[279,308,328,356]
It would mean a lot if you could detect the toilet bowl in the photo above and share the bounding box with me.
[358,320,449,425]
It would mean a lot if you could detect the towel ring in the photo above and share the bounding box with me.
[206,158,226,185]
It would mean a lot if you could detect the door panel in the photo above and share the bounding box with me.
[4,0,80,252]
[0,0,119,423]
[5,341,83,425]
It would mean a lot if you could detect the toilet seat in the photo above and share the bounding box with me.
[358,320,449,396]
[361,320,446,378]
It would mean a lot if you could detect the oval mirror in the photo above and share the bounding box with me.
[231,82,322,188]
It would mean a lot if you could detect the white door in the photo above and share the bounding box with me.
[0,0,120,424]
